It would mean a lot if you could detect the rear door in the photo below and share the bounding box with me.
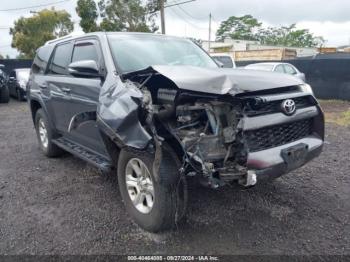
[45,41,74,133]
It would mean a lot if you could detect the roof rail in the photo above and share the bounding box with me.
[45,33,83,45]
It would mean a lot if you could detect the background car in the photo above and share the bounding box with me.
[245,62,306,81]
[8,68,31,101]
[211,53,236,68]
[0,65,10,103]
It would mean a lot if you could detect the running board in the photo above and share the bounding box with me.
[53,137,112,173]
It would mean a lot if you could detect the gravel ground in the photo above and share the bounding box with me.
[0,99,349,255]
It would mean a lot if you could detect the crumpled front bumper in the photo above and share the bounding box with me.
[243,103,324,181]
[247,135,323,180]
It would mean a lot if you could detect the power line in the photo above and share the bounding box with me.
[168,7,207,31]
[176,3,207,20]
[149,0,196,14]
[165,0,196,9]
[0,0,70,12]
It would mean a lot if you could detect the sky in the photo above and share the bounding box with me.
[1,0,350,57]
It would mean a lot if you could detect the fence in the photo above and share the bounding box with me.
[236,53,350,100]
[0,59,33,75]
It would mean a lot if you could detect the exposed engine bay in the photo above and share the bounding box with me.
[140,84,250,188]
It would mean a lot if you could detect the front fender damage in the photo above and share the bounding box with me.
[96,75,164,182]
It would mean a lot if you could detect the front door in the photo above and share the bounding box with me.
[46,39,107,156]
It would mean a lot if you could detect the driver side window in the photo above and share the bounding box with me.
[72,41,99,64]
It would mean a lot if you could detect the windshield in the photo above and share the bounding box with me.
[17,69,30,82]
[108,34,218,73]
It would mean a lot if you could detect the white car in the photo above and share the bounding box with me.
[245,62,306,81]
[211,53,236,68]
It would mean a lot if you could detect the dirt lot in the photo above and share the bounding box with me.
[0,99,349,255]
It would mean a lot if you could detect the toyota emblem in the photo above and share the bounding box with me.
[281,99,296,115]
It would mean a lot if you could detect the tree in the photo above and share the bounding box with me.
[0,54,3,59]
[10,8,74,58]
[216,15,326,48]
[256,24,325,48]
[76,0,164,33]
[76,0,99,33]
[216,15,262,41]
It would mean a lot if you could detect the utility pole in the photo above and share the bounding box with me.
[160,0,166,34]
[208,13,212,52]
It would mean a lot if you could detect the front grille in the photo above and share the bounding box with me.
[245,96,314,116]
[245,118,313,152]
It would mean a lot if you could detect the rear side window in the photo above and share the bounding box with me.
[275,65,285,73]
[32,45,53,74]
[72,42,99,63]
[284,64,297,75]
[48,42,72,75]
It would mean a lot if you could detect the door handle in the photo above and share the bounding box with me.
[62,87,71,93]
[39,83,47,89]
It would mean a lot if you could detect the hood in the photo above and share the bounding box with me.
[130,65,304,96]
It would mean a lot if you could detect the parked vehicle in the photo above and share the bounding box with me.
[28,33,324,232]
[0,65,10,103]
[211,53,236,68]
[245,62,306,81]
[8,68,31,101]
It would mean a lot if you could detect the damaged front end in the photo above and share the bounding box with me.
[158,91,251,188]
[97,65,323,188]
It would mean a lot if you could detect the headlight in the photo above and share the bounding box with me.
[300,84,314,95]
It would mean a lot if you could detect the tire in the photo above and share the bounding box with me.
[0,85,10,103]
[34,109,63,157]
[117,144,187,232]
[17,89,23,101]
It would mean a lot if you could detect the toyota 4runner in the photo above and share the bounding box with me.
[28,33,324,232]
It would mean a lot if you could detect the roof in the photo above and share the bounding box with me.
[45,32,187,46]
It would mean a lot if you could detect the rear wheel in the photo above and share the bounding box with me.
[0,86,10,103]
[117,145,187,232]
[34,109,63,157]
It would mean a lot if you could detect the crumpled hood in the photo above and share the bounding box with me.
[149,65,304,95]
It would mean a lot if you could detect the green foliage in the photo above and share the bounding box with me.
[216,15,325,48]
[257,24,325,48]
[0,54,3,59]
[76,0,99,33]
[216,15,261,41]
[76,0,159,33]
[10,8,74,58]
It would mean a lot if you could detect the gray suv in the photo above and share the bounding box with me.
[28,32,324,232]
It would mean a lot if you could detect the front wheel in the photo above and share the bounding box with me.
[117,145,187,232]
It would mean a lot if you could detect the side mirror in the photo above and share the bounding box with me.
[68,60,102,78]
